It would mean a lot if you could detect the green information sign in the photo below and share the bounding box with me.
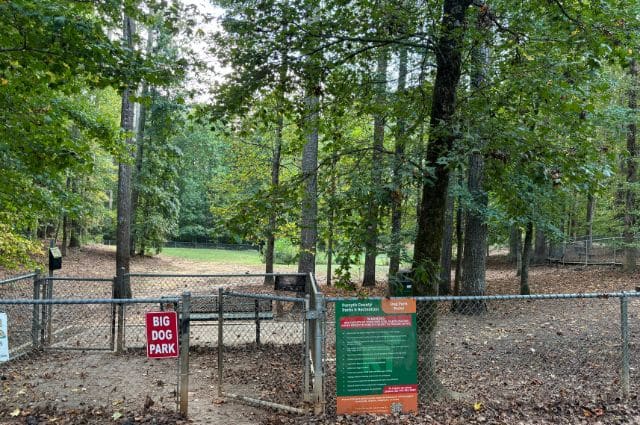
[335,298,417,415]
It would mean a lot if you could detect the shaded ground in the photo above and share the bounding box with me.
[2,245,640,424]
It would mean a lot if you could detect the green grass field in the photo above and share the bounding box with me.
[161,247,399,267]
[161,247,263,265]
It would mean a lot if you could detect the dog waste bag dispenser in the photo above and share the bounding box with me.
[49,247,62,271]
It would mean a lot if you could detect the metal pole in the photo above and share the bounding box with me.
[313,294,325,414]
[179,292,191,416]
[584,240,588,267]
[45,240,55,346]
[303,295,311,404]
[31,270,41,349]
[255,299,261,347]
[116,267,125,353]
[110,277,117,352]
[621,295,630,398]
[217,286,224,398]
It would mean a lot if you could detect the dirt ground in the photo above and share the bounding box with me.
[2,245,640,424]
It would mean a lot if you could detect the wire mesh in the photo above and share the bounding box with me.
[560,238,624,265]
[323,294,632,417]
[627,297,640,394]
[127,273,271,297]
[218,292,308,411]
[0,299,181,418]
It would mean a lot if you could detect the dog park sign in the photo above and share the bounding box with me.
[145,312,179,358]
[335,298,417,415]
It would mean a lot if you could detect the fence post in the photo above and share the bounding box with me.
[217,286,224,398]
[31,270,41,349]
[313,294,325,415]
[179,292,191,416]
[303,294,311,405]
[620,294,630,398]
[115,267,125,353]
[110,277,117,352]
[255,299,261,347]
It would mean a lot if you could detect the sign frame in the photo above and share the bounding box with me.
[145,311,179,359]
[335,298,417,415]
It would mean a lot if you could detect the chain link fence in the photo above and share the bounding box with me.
[552,237,624,265]
[322,293,637,417]
[0,297,184,418]
[4,270,639,419]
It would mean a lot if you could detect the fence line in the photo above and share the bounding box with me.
[2,270,639,419]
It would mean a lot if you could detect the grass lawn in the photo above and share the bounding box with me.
[161,247,399,271]
[161,247,263,265]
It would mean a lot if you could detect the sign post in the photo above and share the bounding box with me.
[0,313,8,362]
[335,298,417,415]
[145,312,179,358]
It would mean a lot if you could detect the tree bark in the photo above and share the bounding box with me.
[453,172,463,296]
[130,85,150,256]
[625,58,637,272]
[298,86,319,274]
[389,46,408,278]
[533,228,547,264]
[130,87,148,256]
[455,152,488,313]
[326,154,337,286]
[439,179,454,295]
[508,225,521,265]
[412,0,472,400]
[520,221,533,295]
[265,114,283,285]
[586,193,594,250]
[363,50,388,286]
[454,7,489,313]
[115,14,135,297]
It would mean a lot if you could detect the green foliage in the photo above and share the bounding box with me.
[0,221,41,270]
[133,95,184,253]
[260,238,299,265]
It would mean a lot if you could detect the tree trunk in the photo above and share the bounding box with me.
[298,86,319,274]
[455,152,488,313]
[326,154,337,286]
[508,225,521,265]
[412,0,472,400]
[61,176,71,256]
[130,85,149,256]
[453,173,463,296]
[265,114,283,285]
[439,178,454,295]
[533,228,547,264]
[265,51,288,285]
[453,8,489,313]
[363,50,388,287]
[130,29,154,257]
[586,193,594,250]
[625,58,637,272]
[115,14,135,297]
[389,46,408,278]
[520,221,533,295]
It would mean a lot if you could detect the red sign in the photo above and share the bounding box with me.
[145,312,179,358]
